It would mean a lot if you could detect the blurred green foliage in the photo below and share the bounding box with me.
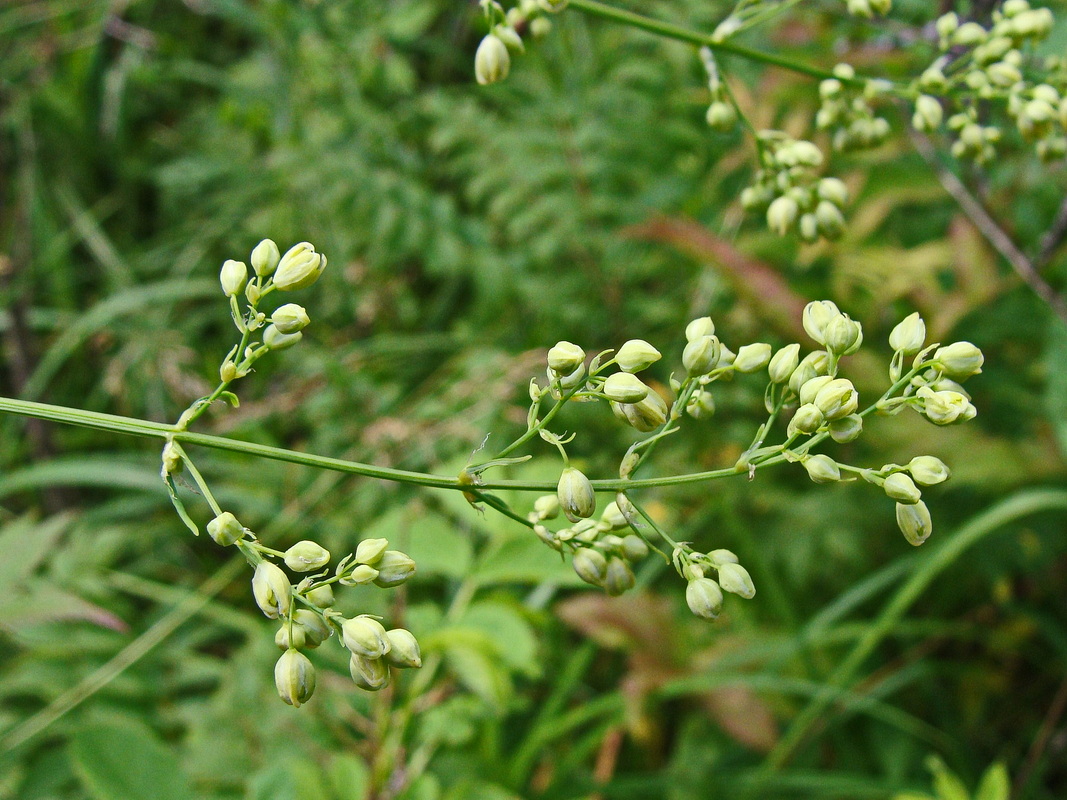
[1,0,1066,798]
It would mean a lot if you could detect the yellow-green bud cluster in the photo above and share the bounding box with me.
[682,548,755,621]
[816,64,892,153]
[240,528,420,706]
[474,1,557,87]
[916,4,1065,164]
[741,132,848,242]
[845,0,891,18]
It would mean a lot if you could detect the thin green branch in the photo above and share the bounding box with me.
[0,395,748,492]
[566,0,848,83]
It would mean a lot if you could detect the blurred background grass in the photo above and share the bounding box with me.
[1,0,1066,798]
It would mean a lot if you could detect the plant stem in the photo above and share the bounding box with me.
[0,395,752,492]
[566,0,848,83]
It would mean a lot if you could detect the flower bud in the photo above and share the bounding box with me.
[220,259,248,297]
[814,378,859,420]
[534,524,561,551]
[547,341,585,374]
[706,101,738,131]
[768,344,801,384]
[799,375,834,406]
[766,195,799,236]
[273,242,325,291]
[275,649,315,707]
[815,201,846,240]
[824,314,862,356]
[251,239,280,277]
[717,562,755,598]
[245,280,261,305]
[284,540,331,572]
[917,387,977,425]
[207,511,245,546]
[708,549,739,566]
[621,535,649,561]
[615,339,661,373]
[908,455,950,486]
[600,501,628,530]
[686,390,716,420]
[620,389,668,432]
[933,342,984,380]
[913,95,944,132]
[803,454,841,483]
[817,177,849,207]
[350,654,390,691]
[530,16,552,36]
[829,414,863,443]
[884,472,922,504]
[603,557,636,596]
[271,303,310,334]
[263,324,302,351]
[686,577,724,619]
[384,629,422,668]
[685,316,715,341]
[252,562,291,619]
[602,372,649,403]
[936,12,959,41]
[342,615,391,658]
[475,34,510,85]
[373,550,416,587]
[293,609,332,647]
[275,624,306,651]
[683,335,721,375]
[534,494,561,520]
[558,467,596,522]
[896,500,933,546]
[572,547,607,586]
[340,564,380,586]
[355,537,389,565]
[788,403,826,436]
[305,584,335,607]
[734,343,772,373]
[802,300,841,345]
[889,312,926,355]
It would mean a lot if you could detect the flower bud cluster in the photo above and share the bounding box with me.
[859,456,951,546]
[214,239,324,383]
[700,47,737,133]
[914,4,1065,164]
[529,491,648,596]
[682,548,755,621]
[844,0,891,18]
[474,1,557,86]
[816,64,892,153]
[741,132,847,242]
[239,526,421,706]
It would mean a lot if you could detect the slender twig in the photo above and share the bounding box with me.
[566,0,868,85]
[910,130,1067,323]
[1036,195,1067,271]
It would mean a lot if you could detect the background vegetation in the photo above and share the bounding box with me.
[1,0,1066,798]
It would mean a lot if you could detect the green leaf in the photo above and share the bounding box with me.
[456,601,540,678]
[69,721,194,800]
[974,763,1009,800]
[473,534,584,587]
[0,514,70,593]
[164,475,200,537]
[327,755,370,800]
[1044,318,1067,459]
[442,780,522,800]
[249,759,330,800]
[397,509,472,580]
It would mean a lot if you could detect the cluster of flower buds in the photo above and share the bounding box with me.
[858,456,951,546]
[741,132,848,242]
[914,3,1065,163]
[844,0,891,17]
[474,0,560,86]
[682,548,755,620]
[210,516,420,706]
[216,239,324,383]
[700,46,737,133]
[816,64,892,153]
[529,492,651,595]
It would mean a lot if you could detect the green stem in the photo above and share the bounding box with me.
[492,381,583,460]
[0,395,754,492]
[175,446,225,516]
[567,0,850,84]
